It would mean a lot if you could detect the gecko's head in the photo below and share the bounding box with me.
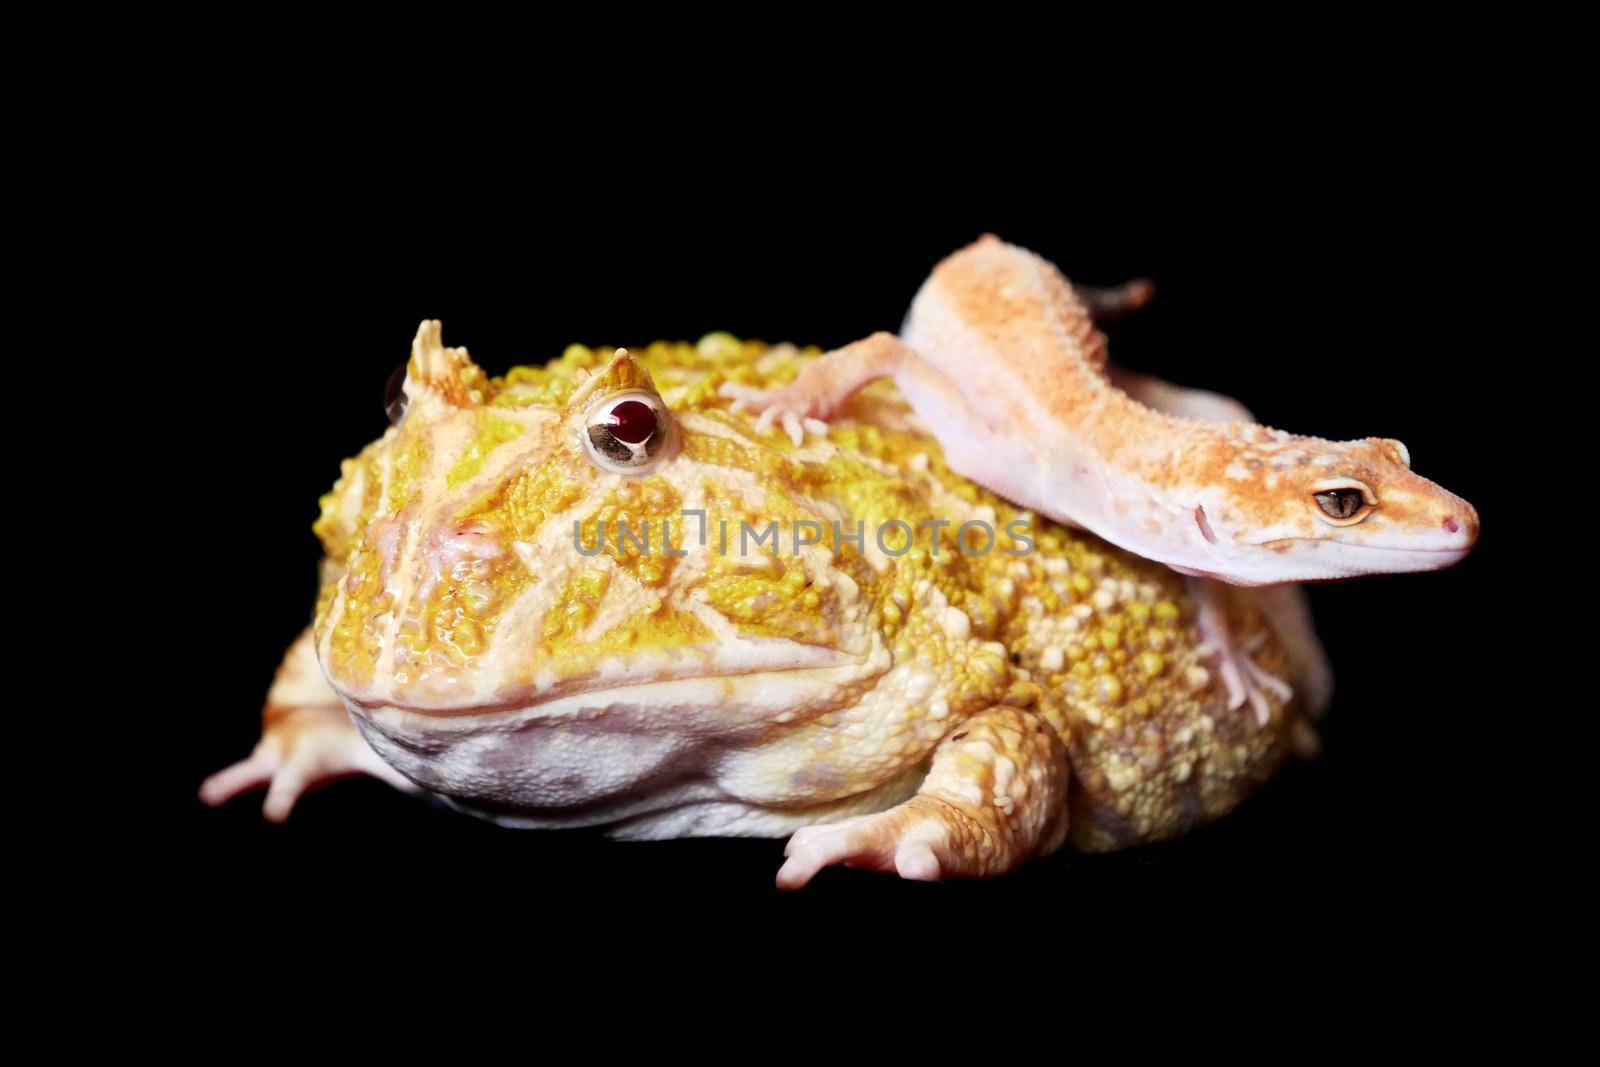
[1189,431,1479,584]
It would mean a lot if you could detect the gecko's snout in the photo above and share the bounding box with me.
[1440,501,1480,552]
[1401,494,1479,575]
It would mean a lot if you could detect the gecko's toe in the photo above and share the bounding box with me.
[1247,660,1294,704]
[721,382,831,445]
[717,382,768,408]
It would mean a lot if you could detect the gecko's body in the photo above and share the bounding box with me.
[729,235,1478,588]
[725,235,1478,720]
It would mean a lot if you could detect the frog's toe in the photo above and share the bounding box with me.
[200,738,312,823]
[776,810,948,889]
[201,706,415,822]
[199,753,276,808]
[891,842,942,881]
[261,760,319,823]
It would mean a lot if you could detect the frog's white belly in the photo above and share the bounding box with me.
[337,663,892,835]
[347,700,927,839]
[349,702,704,824]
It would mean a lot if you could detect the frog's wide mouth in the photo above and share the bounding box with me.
[330,638,867,721]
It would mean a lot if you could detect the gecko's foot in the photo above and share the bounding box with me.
[775,799,962,889]
[1188,579,1293,728]
[718,381,831,447]
[200,703,415,822]
[1195,632,1295,728]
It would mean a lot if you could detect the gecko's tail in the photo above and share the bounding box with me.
[1077,278,1156,327]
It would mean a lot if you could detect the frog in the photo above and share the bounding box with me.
[202,321,1329,887]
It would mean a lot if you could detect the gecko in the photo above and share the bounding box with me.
[199,240,1478,885]
[722,235,1478,720]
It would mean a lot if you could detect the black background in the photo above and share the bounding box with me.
[148,105,1521,955]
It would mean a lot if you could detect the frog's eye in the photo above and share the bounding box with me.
[1311,479,1376,526]
[582,391,671,474]
[385,365,409,425]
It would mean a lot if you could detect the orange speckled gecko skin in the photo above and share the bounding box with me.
[731,235,1479,587]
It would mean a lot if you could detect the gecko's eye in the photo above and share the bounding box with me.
[582,391,671,474]
[1315,489,1365,519]
[1311,480,1376,526]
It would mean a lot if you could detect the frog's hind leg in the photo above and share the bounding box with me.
[200,628,417,822]
[775,706,1069,889]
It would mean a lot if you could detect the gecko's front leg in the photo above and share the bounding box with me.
[775,705,1069,888]
[200,628,417,821]
[720,277,1156,447]
[1112,369,1329,724]
[1186,577,1294,727]
[719,332,937,445]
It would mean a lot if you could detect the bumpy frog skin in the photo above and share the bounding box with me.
[203,323,1333,885]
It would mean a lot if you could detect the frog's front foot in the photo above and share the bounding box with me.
[201,702,417,822]
[719,381,831,447]
[203,629,420,821]
[1188,577,1293,727]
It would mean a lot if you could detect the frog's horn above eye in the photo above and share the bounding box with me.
[565,349,663,414]
[404,320,489,413]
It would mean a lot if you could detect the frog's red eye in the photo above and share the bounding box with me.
[605,399,658,444]
[582,391,671,474]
